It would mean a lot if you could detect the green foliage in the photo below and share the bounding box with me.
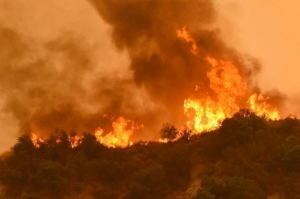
[202,176,265,199]
[219,109,267,147]
[21,194,42,199]
[33,161,67,197]
[192,189,215,199]
[93,186,118,199]
[11,134,36,154]
[125,164,170,199]
[160,144,191,189]
[278,144,300,172]
[0,113,300,198]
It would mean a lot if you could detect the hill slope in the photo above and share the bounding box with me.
[0,110,300,199]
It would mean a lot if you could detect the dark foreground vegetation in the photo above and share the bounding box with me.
[0,110,300,199]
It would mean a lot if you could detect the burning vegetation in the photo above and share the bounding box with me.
[0,0,287,146]
[0,0,299,198]
[28,27,281,148]
[1,112,300,199]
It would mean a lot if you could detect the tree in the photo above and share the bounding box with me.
[219,109,266,147]
[33,161,67,198]
[93,186,118,199]
[11,134,36,154]
[202,176,265,199]
[160,123,178,141]
[280,145,300,172]
[21,194,42,199]
[125,164,170,199]
[192,189,215,199]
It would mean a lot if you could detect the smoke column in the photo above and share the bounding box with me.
[0,0,282,146]
[88,1,263,122]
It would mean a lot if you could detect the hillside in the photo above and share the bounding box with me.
[0,110,300,199]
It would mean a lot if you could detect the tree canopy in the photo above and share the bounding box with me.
[0,110,300,198]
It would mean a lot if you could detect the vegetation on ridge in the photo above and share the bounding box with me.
[0,109,300,199]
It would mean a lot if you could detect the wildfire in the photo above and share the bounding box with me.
[68,135,83,148]
[29,26,283,147]
[95,117,137,148]
[184,57,281,133]
[248,94,280,120]
[178,27,281,133]
[30,117,142,149]
[176,26,198,55]
[30,133,45,148]
[184,57,247,132]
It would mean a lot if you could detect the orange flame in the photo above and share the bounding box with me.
[95,117,138,148]
[30,117,142,149]
[178,27,281,133]
[176,26,198,55]
[29,27,282,147]
[68,135,83,148]
[184,57,247,132]
[30,133,45,148]
[248,93,280,120]
[184,57,281,133]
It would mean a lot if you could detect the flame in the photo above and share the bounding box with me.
[68,135,83,148]
[248,93,280,120]
[29,26,282,147]
[184,57,247,132]
[30,133,45,148]
[184,57,281,133]
[95,117,138,148]
[177,26,281,133]
[158,138,169,143]
[176,26,198,55]
[30,117,142,149]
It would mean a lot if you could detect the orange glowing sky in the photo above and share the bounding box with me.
[216,0,300,95]
[1,0,300,153]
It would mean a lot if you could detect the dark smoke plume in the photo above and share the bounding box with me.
[1,0,279,141]
[0,26,158,138]
[88,0,262,122]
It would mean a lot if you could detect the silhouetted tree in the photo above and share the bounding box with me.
[160,123,178,141]
[193,189,215,199]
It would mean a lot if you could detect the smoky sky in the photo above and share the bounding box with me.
[89,0,262,118]
[0,25,160,138]
[0,0,267,141]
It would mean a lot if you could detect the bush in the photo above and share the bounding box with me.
[202,176,265,199]
[93,186,118,199]
[125,164,170,199]
[161,123,179,141]
[33,161,67,197]
[219,109,266,147]
[192,189,215,199]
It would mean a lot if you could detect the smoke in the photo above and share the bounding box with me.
[88,0,264,121]
[0,25,159,139]
[0,0,286,143]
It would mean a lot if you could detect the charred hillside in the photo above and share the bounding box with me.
[0,110,300,199]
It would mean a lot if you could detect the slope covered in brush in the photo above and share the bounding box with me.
[0,110,300,199]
